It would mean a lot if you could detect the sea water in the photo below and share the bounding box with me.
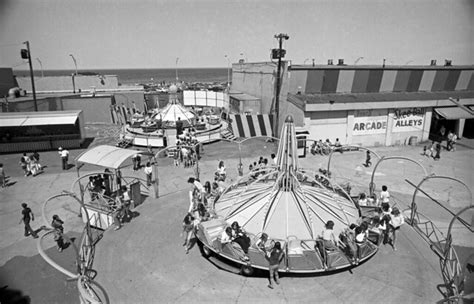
[13,68,229,85]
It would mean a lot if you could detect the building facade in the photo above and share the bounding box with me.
[231,62,474,146]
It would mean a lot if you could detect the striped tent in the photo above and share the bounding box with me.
[229,114,273,138]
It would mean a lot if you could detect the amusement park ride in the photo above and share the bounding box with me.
[35,115,473,303]
[120,84,226,148]
[196,116,378,275]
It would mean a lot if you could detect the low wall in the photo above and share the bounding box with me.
[16,75,119,93]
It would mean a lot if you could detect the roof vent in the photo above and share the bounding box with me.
[430,60,437,66]
[338,59,345,65]
[444,59,452,66]
[327,59,333,65]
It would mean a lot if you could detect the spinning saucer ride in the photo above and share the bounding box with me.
[196,115,378,275]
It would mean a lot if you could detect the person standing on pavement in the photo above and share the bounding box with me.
[144,162,153,186]
[433,142,441,161]
[265,241,284,289]
[20,153,31,176]
[51,215,66,252]
[19,203,38,238]
[58,147,69,170]
[120,185,132,221]
[364,150,372,167]
[0,163,6,188]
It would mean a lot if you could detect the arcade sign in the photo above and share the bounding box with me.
[353,115,387,135]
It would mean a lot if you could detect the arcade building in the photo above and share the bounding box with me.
[231,60,474,146]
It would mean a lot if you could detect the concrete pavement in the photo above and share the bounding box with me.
[0,131,473,303]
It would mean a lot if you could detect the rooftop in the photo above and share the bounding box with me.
[289,90,474,105]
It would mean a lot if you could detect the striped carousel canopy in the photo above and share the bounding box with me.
[213,116,359,241]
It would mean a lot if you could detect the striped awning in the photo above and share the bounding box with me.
[229,114,273,138]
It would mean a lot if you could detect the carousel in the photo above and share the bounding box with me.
[196,116,378,275]
[121,84,226,148]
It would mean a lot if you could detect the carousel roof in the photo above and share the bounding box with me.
[154,102,195,124]
[213,116,359,241]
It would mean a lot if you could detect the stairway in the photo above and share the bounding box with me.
[221,129,237,141]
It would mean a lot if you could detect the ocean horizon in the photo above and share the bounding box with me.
[13,68,229,85]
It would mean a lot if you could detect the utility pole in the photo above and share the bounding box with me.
[22,41,38,111]
[273,33,289,137]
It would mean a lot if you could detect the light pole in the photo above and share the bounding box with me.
[224,55,230,88]
[273,33,289,137]
[175,57,179,83]
[36,58,44,77]
[22,41,37,111]
[69,54,78,75]
[354,57,364,65]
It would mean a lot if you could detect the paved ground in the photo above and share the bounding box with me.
[0,125,473,303]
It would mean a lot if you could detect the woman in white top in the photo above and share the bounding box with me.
[388,207,405,251]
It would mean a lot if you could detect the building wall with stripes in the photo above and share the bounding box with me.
[288,67,474,94]
[229,114,273,138]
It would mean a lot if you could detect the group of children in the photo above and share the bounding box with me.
[248,155,274,179]
[182,175,225,254]
[422,141,442,160]
[311,138,342,155]
[19,152,43,177]
[173,138,201,168]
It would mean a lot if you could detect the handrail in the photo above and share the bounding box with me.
[406,177,473,302]
[38,190,109,303]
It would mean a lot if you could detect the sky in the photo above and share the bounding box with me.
[0,0,472,70]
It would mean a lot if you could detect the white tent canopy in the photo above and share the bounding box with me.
[154,103,195,125]
[75,145,144,169]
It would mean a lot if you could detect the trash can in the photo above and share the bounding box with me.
[408,136,418,145]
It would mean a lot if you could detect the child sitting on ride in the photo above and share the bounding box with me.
[367,194,378,207]
[220,227,233,246]
[231,222,251,256]
[358,193,369,207]
[255,233,270,254]
[368,216,386,245]
[354,226,366,244]
[218,223,250,262]
[339,223,358,263]
[320,220,338,251]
